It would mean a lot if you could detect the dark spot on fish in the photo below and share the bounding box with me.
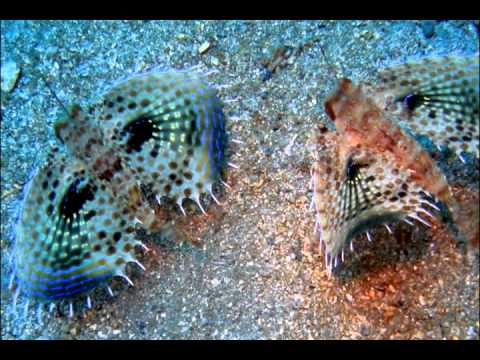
[402,93,423,112]
[345,157,368,181]
[59,179,96,221]
[124,116,156,152]
[84,210,96,221]
[185,131,193,145]
[98,158,123,182]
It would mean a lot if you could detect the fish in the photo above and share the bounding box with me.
[367,54,479,160]
[311,54,479,275]
[10,68,229,319]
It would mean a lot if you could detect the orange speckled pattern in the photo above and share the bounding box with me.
[311,54,479,274]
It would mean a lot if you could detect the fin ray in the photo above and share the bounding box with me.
[373,55,479,158]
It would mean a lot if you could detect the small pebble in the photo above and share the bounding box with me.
[292,294,303,308]
[360,324,370,336]
[211,56,220,66]
[198,41,211,55]
[467,326,477,339]
[419,295,426,306]
[1,60,21,93]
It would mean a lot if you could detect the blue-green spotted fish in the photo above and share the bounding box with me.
[368,54,479,160]
[10,69,229,320]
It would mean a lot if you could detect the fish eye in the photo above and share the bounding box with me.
[402,93,423,111]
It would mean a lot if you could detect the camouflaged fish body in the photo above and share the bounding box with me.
[314,135,425,263]
[312,54,479,273]
[11,69,228,316]
[313,80,445,272]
